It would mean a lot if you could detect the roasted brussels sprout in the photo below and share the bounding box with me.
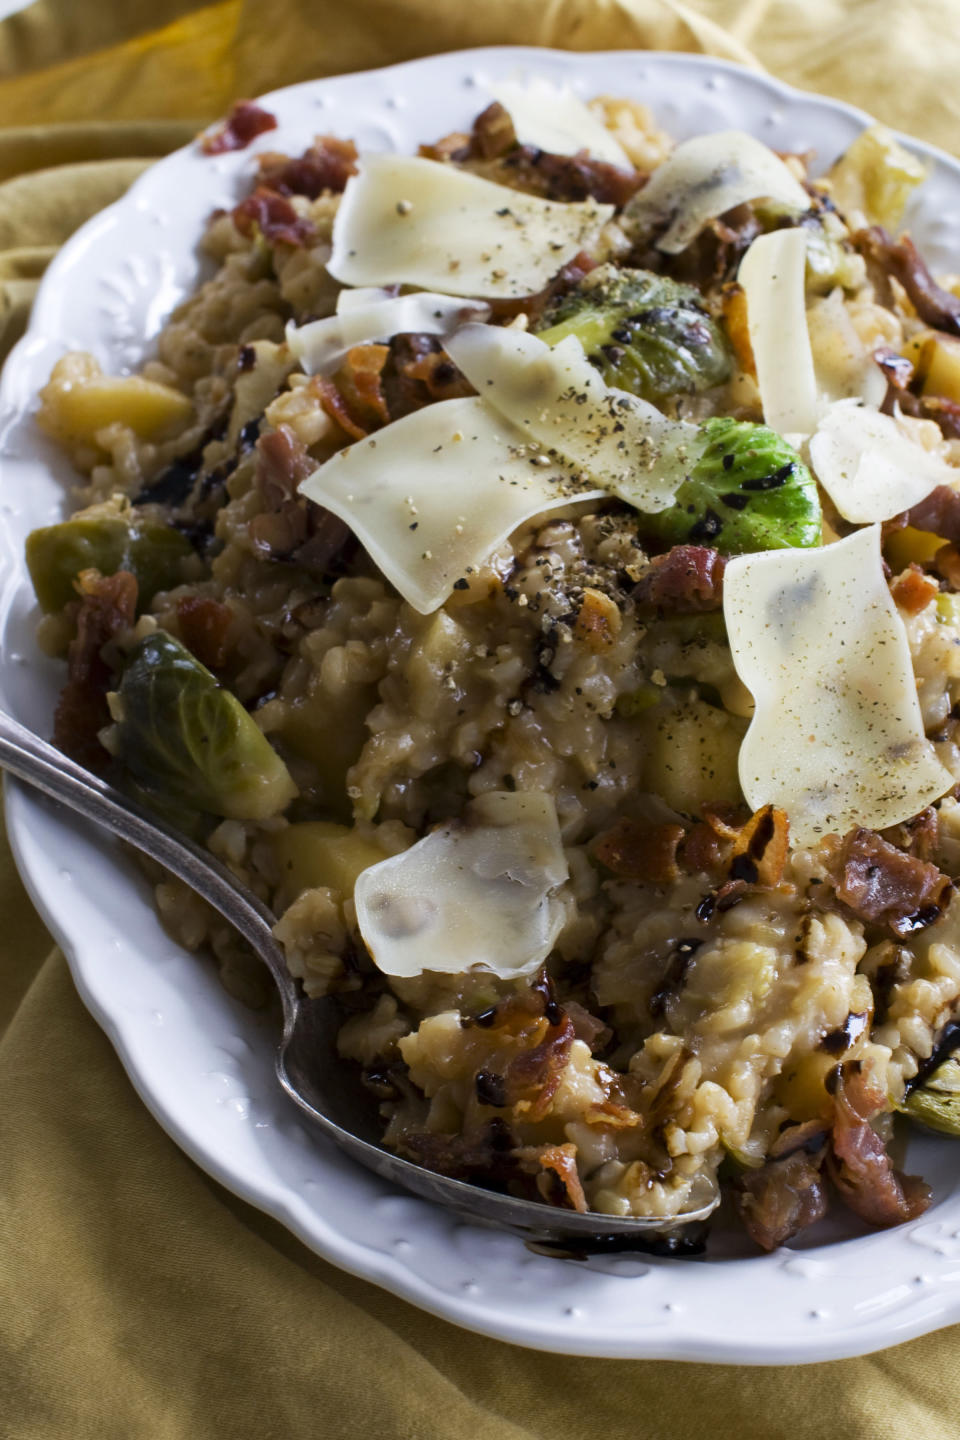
[534,267,732,404]
[113,630,297,821]
[643,417,822,554]
[901,1056,960,1136]
[802,218,866,296]
[26,503,193,614]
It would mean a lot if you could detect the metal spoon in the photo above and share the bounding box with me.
[0,706,715,1247]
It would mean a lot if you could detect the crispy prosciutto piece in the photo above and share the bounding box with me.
[735,1148,829,1251]
[315,345,391,440]
[250,425,353,572]
[856,226,960,337]
[828,826,953,939]
[501,1011,575,1121]
[202,100,277,155]
[257,136,358,198]
[465,101,642,207]
[53,569,137,769]
[231,187,316,247]
[175,595,234,671]
[632,545,726,613]
[829,1068,930,1227]
[516,1142,589,1212]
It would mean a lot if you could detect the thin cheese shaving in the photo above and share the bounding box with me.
[444,323,702,513]
[287,291,489,375]
[724,524,953,845]
[328,154,614,299]
[354,791,569,979]
[297,396,605,613]
[625,130,809,254]
[488,77,631,168]
[738,228,819,438]
[809,399,956,523]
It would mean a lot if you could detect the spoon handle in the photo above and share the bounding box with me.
[0,707,295,1018]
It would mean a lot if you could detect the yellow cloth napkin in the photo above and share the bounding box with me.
[4,3,960,1434]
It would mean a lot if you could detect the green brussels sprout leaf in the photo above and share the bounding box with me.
[642,416,822,554]
[114,630,297,821]
[26,508,193,614]
[535,267,732,405]
[900,1056,960,1137]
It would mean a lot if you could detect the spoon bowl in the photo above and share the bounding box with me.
[0,706,716,1248]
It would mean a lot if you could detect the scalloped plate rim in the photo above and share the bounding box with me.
[5,46,960,1364]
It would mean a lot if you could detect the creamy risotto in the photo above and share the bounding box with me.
[26,86,960,1249]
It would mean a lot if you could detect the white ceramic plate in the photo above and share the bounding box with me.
[5,47,960,1364]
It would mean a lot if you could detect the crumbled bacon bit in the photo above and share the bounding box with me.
[829,1068,930,1227]
[175,595,234,671]
[202,100,277,155]
[503,1012,576,1121]
[516,1142,588,1212]
[315,344,390,440]
[735,1148,829,1251]
[53,569,138,769]
[591,818,685,883]
[257,136,358,198]
[728,804,790,888]
[231,186,316,247]
[827,826,953,939]
[632,546,726,613]
[890,563,940,615]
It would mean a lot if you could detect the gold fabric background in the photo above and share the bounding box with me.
[3,3,960,1432]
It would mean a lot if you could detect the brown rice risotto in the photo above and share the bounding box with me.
[26,86,960,1250]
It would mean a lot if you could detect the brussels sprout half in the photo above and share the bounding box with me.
[113,630,297,821]
[534,268,732,405]
[901,1056,960,1137]
[643,417,822,555]
[26,511,193,614]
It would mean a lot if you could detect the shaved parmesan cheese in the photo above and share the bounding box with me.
[444,323,702,513]
[724,525,952,845]
[738,228,819,438]
[739,231,887,442]
[328,154,613,299]
[335,286,394,313]
[805,289,887,411]
[488,77,631,168]
[287,291,489,376]
[298,396,604,613]
[625,130,809,254]
[355,791,569,979]
[809,399,956,523]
